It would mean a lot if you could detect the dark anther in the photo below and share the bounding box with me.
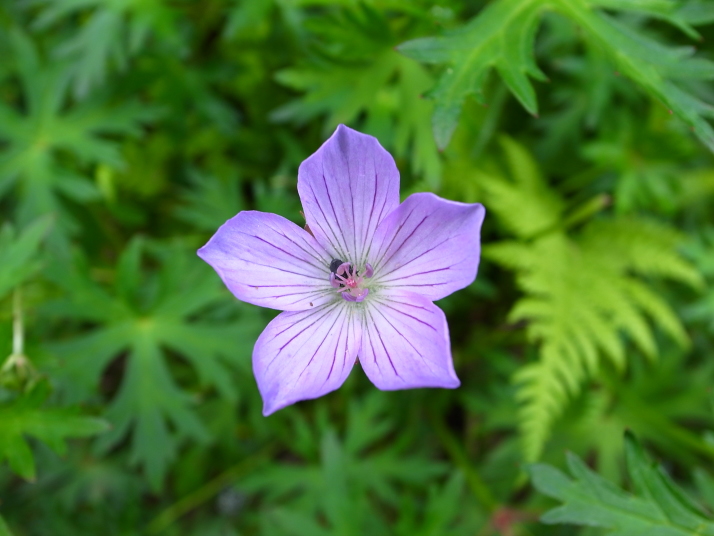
[330,259,344,273]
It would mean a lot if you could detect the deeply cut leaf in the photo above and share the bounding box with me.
[530,432,714,535]
[399,0,714,150]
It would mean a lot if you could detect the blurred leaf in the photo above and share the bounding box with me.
[530,432,714,534]
[0,382,108,481]
[29,0,183,97]
[0,217,51,300]
[0,516,12,536]
[44,240,263,488]
[272,5,442,187]
[175,171,244,232]
[241,392,450,532]
[0,29,156,230]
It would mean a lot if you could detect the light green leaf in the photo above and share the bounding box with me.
[482,140,701,461]
[0,217,52,300]
[530,433,714,535]
[0,515,12,536]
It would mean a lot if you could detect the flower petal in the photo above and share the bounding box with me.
[254,303,362,415]
[370,192,485,301]
[198,211,335,311]
[298,124,400,266]
[358,290,459,390]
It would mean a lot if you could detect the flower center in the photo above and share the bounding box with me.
[329,259,373,303]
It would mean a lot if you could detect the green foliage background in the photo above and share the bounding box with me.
[1,0,714,534]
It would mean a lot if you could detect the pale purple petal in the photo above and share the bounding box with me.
[358,290,459,390]
[369,193,485,301]
[298,124,400,265]
[254,303,362,415]
[198,211,334,311]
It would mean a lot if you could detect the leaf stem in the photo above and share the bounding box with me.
[146,443,277,534]
[428,409,498,512]
[12,287,23,358]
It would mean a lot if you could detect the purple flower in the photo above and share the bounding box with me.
[198,125,485,415]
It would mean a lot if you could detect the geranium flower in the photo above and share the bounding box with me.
[198,125,485,415]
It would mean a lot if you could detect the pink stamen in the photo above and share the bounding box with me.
[329,262,373,302]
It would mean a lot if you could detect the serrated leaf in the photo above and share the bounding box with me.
[271,5,442,187]
[239,392,448,521]
[530,433,714,535]
[399,0,547,149]
[399,0,714,151]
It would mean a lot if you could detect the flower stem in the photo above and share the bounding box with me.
[428,409,498,512]
[146,443,277,534]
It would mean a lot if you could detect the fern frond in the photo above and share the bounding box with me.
[482,140,700,461]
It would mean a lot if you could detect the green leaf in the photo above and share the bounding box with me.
[530,432,714,535]
[0,217,52,300]
[271,5,442,187]
[399,0,714,150]
[44,240,263,488]
[0,382,109,481]
[240,392,449,527]
[29,0,182,97]
[398,0,547,149]
[0,515,13,536]
[0,28,156,229]
[174,171,245,233]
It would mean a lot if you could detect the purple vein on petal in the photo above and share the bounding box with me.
[375,215,429,273]
[265,305,339,372]
[349,166,357,262]
[366,307,400,379]
[371,208,417,271]
[368,177,378,232]
[297,309,341,382]
[248,284,321,288]
[324,312,346,385]
[375,235,454,280]
[246,233,325,272]
[340,309,352,374]
[370,303,437,376]
[273,228,330,268]
[307,181,348,260]
[233,258,324,280]
[361,173,392,267]
[274,303,336,338]
[386,282,451,288]
[262,289,333,303]
[373,298,438,332]
[321,169,348,255]
[362,312,381,374]
[378,266,451,284]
